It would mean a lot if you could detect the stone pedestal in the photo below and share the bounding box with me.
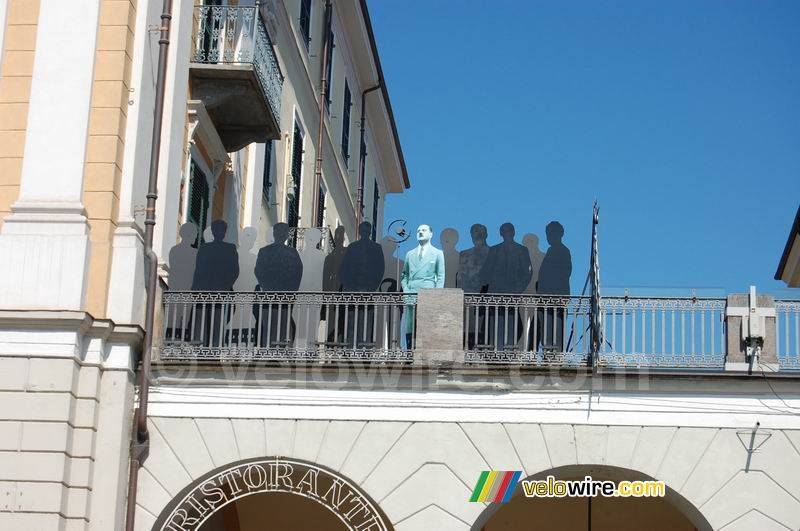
[414,288,464,365]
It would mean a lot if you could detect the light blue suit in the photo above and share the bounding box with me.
[401,244,445,336]
[401,244,445,292]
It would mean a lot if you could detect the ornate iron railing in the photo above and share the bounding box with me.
[463,294,592,366]
[597,296,727,368]
[776,299,800,370]
[192,5,283,120]
[160,291,416,362]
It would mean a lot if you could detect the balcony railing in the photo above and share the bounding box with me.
[462,294,592,366]
[597,296,727,369]
[160,291,416,363]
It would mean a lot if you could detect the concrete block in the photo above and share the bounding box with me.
[630,426,676,478]
[20,422,69,452]
[63,486,90,519]
[72,398,98,429]
[0,451,67,482]
[0,421,21,450]
[340,422,410,484]
[66,457,93,488]
[380,463,481,527]
[69,428,95,458]
[461,423,524,472]
[27,358,78,392]
[293,420,328,463]
[575,424,608,465]
[0,481,16,511]
[0,357,28,390]
[541,425,577,468]
[415,288,464,364]
[316,421,365,472]
[0,392,72,422]
[504,423,552,476]
[656,427,717,488]
[0,512,64,531]
[195,418,239,467]
[604,426,640,469]
[13,481,62,512]
[231,418,266,460]
[76,366,101,399]
[264,419,297,458]
[151,418,214,480]
[394,504,467,531]
[144,424,192,497]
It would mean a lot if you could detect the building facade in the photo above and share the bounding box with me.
[1,2,800,531]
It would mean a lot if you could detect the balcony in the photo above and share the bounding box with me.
[190,4,283,152]
[156,288,800,372]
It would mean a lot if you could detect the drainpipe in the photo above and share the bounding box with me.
[312,0,332,227]
[124,1,172,529]
[355,84,380,231]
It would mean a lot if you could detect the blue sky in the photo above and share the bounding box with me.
[371,0,800,297]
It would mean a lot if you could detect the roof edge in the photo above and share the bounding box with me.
[358,0,410,189]
[775,204,800,280]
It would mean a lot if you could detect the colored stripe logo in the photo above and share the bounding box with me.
[470,471,522,502]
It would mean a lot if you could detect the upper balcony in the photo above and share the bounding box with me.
[190,4,283,152]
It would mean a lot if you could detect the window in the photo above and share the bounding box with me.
[262,141,273,206]
[299,0,312,50]
[287,122,304,229]
[341,80,351,165]
[372,180,380,241]
[324,31,335,111]
[316,181,327,227]
[188,159,210,247]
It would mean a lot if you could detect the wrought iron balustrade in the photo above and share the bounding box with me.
[598,296,727,368]
[776,299,800,370]
[192,4,283,120]
[463,294,592,366]
[160,291,416,363]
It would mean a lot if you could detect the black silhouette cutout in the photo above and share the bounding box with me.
[377,235,405,349]
[254,223,303,347]
[459,224,490,349]
[533,221,572,353]
[440,228,459,289]
[166,223,199,340]
[380,235,404,293]
[191,219,239,346]
[479,223,532,350]
[338,222,385,348]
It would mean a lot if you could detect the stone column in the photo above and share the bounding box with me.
[725,290,777,370]
[0,0,100,311]
[414,288,465,365]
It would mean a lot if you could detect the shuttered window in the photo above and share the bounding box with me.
[188,159,210,247]
[262,140,272,206]
[287,123,303,229]
[299,0,312,50]
[341,80,351,165]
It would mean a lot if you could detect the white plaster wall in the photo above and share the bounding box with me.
[136,391,800,531]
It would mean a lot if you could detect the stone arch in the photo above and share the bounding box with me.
[151,456,394,531]
[470,464,712,531]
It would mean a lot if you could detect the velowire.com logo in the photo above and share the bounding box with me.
[469,471,522,503]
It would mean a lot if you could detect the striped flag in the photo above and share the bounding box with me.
[470,471,522,503]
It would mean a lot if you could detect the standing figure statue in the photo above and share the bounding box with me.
[479,223,532,351]
[400,224,445,347]
[191,220,239,347]
[534,221,572,357]
[167,223,199,341]
[440,228,460,288]
[337,222,385,349]
[253,223,303,348]
[458,224,490,349]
